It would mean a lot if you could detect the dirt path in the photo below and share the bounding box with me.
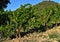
[3,38,23,42]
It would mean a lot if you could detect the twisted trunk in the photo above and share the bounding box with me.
[16,29,21,38]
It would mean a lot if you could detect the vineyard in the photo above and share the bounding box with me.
[0,0,60,42]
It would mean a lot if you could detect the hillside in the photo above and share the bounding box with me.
[1,1,60,42]
[3,26,60,42]
[33,1,60,29]
[35,1,58,11]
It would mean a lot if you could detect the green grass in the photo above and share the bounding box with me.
[49,32,60,42]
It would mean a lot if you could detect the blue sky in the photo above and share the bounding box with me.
[6,0,60,11]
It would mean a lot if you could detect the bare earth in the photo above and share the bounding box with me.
[3,26,60,42]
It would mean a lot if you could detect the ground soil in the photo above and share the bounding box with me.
[3,26,60,42]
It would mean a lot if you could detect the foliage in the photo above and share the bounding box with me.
[0,0,10,10]
[49,32,60,39]
[0,1,60,38]
[49,32,60,42]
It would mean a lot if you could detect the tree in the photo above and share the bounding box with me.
[0,0,10,11]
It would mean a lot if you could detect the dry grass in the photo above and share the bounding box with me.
[3,26,60,42]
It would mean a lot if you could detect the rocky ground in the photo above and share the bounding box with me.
[2,26,60,42]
